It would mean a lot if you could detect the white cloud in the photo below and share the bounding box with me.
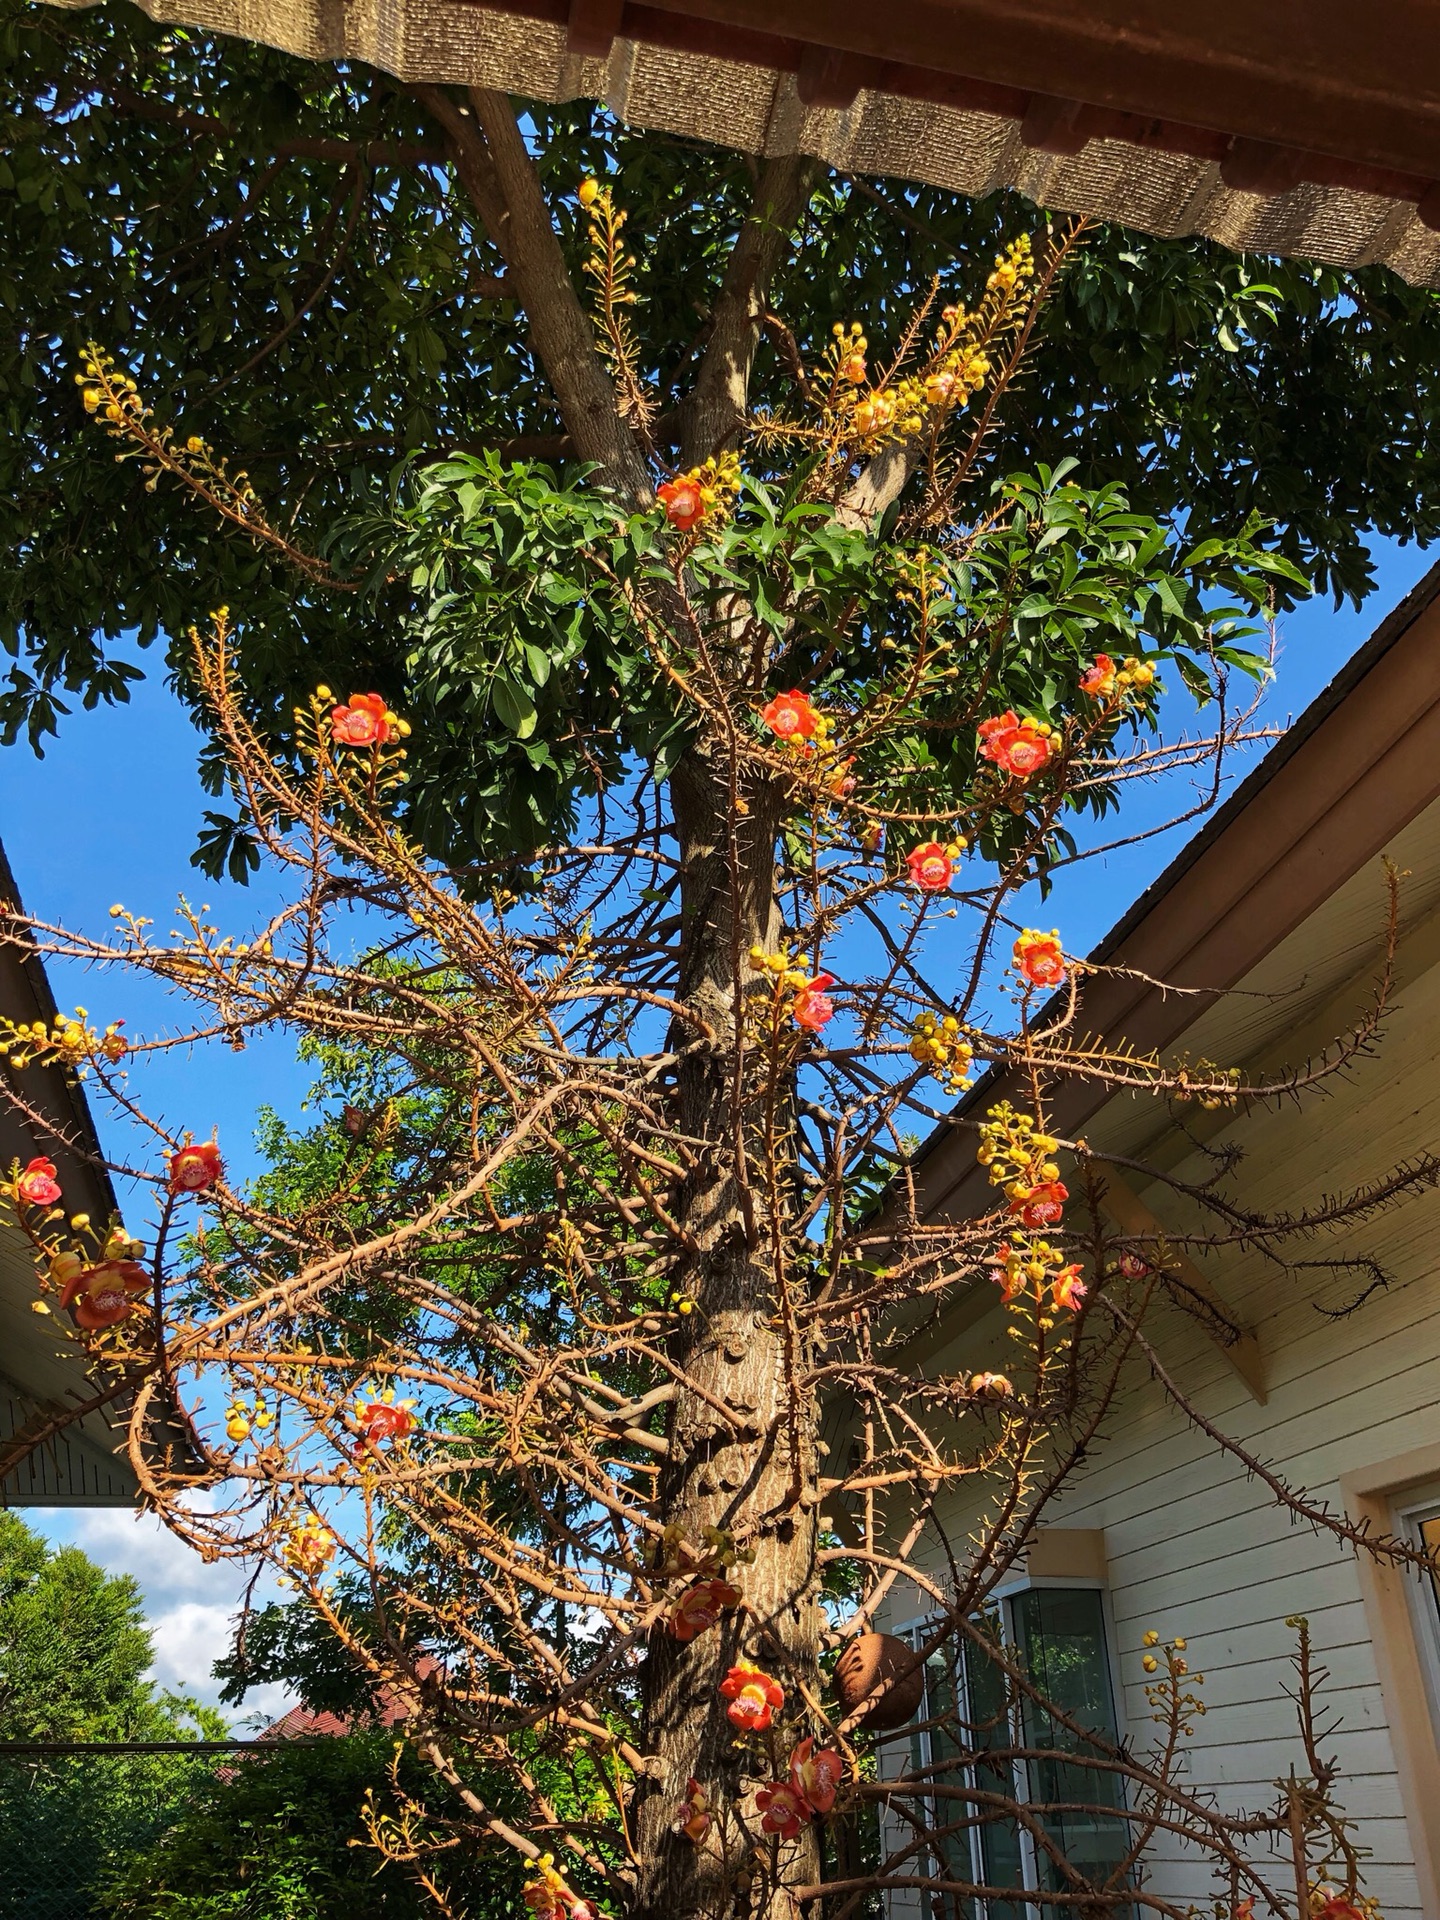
[24,1506,294,1725]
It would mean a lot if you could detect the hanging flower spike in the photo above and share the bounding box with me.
[969,1371,1015,1401]
[1010,1179,1068,1229]
[58,1259,149,1330]
[719,1663,785,1732]
[906,841,963,893]
[169,1141,223,1194]
[1013,929,1066,988]
[790,1737,844,1815]
[792,973,836,1033]
[15,1157,61,1208]
[755,1779,811,1838]
[672,1778,711,1843]
[1052,1265,1087,1311]
[1080,653,1118,699]
[760,690,819,743]
[330,692,400,748]
[977,711,1054,779]
[658,476,705,532]
[668,1577,743,1641]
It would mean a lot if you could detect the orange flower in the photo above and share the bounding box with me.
[657,476,706,531]
[756,1779,810,1837]
[760,690,819,742]
[669,1578,743,1641]
[355,1399,418,1452]
[790,1737,844,1815]
[1117,1250,1150,1279]
[969,1371,1015,1400]
[977,711,1052,779]
[905,842,955,892]
[989,1244,1024,1304]
[672,1777,711,1842]
[1011,1180,1068,1229]
[792,973,836,1033]
[720,1663,784,1732]
[1052,1265,1087,1311]
[330,692,396,748]
[59,1259,149,1330]
[1080,653,1118,699]
[169,1142,223,1194]
[1013,929,1066,988]
[1313,1894,1365,1920]
[16,1157,61,1208]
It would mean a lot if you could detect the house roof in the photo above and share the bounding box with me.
[906,554,1440,1228]
[60,0,1440,285]
[0,844,141,1507]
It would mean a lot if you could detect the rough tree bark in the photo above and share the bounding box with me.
[629,760,823,1920]
[410,92,837,1915]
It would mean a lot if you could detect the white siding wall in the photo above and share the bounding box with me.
[878,943,1440,1915]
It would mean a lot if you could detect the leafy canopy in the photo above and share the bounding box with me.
[5,0,1440,869]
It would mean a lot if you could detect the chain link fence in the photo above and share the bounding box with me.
[0,1746,225,1920]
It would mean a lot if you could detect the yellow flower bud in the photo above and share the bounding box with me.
[577,178,600,206]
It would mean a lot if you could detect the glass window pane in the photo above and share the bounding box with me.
[961,1631,1028,1920]
[1419,1514,1440,1616]
[1013,1589,1130,1900]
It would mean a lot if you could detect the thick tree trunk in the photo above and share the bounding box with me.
[632,757,823,1920]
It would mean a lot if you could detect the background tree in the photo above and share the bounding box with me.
[4,0,1440,874]
[0,1511,225,1919]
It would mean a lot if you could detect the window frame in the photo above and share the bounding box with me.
[889,1575,1128,1920]
[1392,1479,1440,1742]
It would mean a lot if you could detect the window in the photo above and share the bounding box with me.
[1396,1486,1440,1737]
[900,1588,1129,1920]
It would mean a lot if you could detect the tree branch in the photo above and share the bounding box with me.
[408,84,651,501]
[680,153,815,465]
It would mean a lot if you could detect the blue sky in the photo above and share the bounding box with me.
[2,534,1433,1716]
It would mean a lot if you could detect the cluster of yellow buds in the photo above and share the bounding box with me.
[102,1222,145,1262]
[225,1396,272,1444]
[76,350,143,427]
[1117,655,1156,692]
[1171,1055,1243,1110]
[523,1854,600,1920]
[986,234,1035,297]
[990,1238,1084,1322]
[825,321,870,389]
[0,1008,127,1071]
[908,1011,975,1092]
[284,1518,336,1579]
[976,1103,1061,1197]
[1140,1627,1206,1734]
[654,1522,757,1579]
[748,944,814,991]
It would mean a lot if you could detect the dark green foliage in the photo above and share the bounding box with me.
[3,0,1439,869]
[99,1733,526,1918]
